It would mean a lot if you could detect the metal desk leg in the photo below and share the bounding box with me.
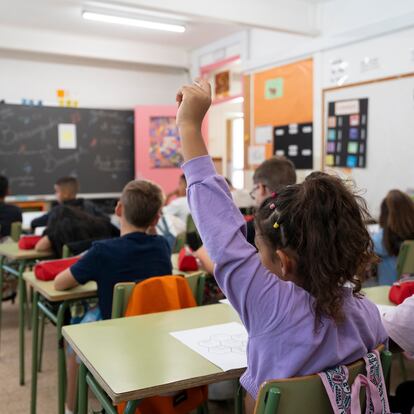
[18,260,26,385]
[30,291,39,414]
[124,400,140,414]
[78,363,88,414]
[0,255,5,350]
[57,302,68,414]
[38,311,45,372]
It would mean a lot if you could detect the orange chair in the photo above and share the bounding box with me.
[117,275,208,414]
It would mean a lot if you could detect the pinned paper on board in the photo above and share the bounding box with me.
[170,322,247,371]
[58,124,77,149]
[248,145,266,166]
[265,78,283,100]
[255,125,273,144]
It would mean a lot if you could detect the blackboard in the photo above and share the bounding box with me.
[0,104,134,197]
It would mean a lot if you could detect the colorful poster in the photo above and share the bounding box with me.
[149,116,183,168]
[326,98,368,168]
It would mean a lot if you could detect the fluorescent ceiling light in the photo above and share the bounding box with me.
[82,11,186,33]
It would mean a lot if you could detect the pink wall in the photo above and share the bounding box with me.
[134,106,182,194]
[134,105,209,194]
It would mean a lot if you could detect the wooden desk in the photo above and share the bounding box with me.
[363,285,393,306]
[0,242,53,385]
[63,303,245,413]
[24,271,97,414]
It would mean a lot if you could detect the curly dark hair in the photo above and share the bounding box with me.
[255,172,377,327]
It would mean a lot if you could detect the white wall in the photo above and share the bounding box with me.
[0,53,188,109]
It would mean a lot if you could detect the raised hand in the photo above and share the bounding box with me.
[176,78,212,129]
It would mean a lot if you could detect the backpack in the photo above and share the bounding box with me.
[318,350,390,414]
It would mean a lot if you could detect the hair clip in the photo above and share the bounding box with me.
[273,222,279,229]
[269,203,275,210]
[271,192,277,198]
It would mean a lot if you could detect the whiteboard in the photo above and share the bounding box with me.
[323,75,414,218]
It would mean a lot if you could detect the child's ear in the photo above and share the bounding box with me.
[275,249,293,277]
[150,211,161,227]
[115,201,122,217]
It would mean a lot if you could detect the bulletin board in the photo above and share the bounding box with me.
[252,58,313,169]
[322,73,414,216]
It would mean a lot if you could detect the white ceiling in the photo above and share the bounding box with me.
[0,0,243,49]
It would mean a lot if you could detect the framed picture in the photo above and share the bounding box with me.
[149,116,183,168]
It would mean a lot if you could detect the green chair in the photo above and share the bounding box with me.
[10,221,22,242]
[110,279,209,414]
[173,232,186,254]
[61,244,73,259]
[397,240,414,277]
[236,348,392,414]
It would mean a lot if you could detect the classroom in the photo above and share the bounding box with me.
[1,0,414,413]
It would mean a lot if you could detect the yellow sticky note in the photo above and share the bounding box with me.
[73,100,78,108]
[326,155,334,166]
[57,89,65,98]
[58,99,65,107]
[66,99,72,107]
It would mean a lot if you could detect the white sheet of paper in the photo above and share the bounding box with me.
[34,226,46,236]
[376,304,394,316]
[255,125,273,144]
[170,322,247,371]
[248,145,266,165]
[22,211,44,230]
[58,124,77,149]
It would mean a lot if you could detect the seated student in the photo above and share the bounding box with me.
[35,205,115,257]
[163,174,190,225]
[372,190,414,285]
[176,79,386,411]
[54,179,172,414]
[0,175,22,239]
[381,298,414,413]
[31,176,105,229]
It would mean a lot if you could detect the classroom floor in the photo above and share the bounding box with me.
[1,298,413,414]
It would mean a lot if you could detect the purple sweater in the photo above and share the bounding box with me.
[183,155,387,399]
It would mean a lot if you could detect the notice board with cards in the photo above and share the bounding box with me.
[323,74,414,216]
[325,98,368,169]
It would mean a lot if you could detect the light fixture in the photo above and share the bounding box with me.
[82,11,186,33]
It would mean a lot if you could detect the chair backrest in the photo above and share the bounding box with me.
[253,348,392,414]
[184,272,206,306]
[125,275,196,316]
[10,221,22,242]
[397,240,414,276]
[61,245,72,259]
[172,232,186,254]
[111,275,198,319]
[111,282,136,318]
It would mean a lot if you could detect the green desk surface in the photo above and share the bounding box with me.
[63,303,244,403]
[0,242,53,260]
[23,271,97,302]
[363,285,393,306]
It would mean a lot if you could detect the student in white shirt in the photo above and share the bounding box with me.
[382,296,414,414]
[163,174,190,224]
